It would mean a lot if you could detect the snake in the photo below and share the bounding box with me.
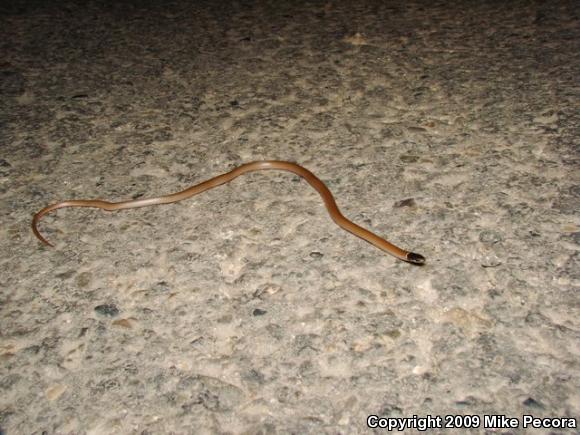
[32,160,425,265]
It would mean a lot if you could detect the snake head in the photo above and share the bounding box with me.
[406,252,426,265]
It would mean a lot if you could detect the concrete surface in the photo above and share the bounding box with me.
[1,0,578,433]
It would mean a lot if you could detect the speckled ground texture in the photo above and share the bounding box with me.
[1,0,579,434]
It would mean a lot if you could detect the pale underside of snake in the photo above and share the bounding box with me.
[32,161,426,265]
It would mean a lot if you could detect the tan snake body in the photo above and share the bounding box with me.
[32,161,425,265]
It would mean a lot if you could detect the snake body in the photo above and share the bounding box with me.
[32,161,425,264]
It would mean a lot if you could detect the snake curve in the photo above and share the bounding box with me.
[31,161,425,265]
